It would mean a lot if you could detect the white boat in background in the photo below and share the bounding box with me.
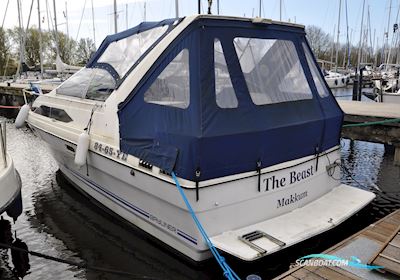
[19,15,375,262]
[324,70,350,88]
[0,121,22,222]
[365,88,400,104]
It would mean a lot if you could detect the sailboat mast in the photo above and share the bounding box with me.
[335,0,342,72]
[385,0,392,68]
[38,0,44,78]
[357,0,365,72]
[198,0,200,14]
[345,0,350,69]
[217,0,220,15]
[126,3,128,29]
[175,0,179,18]
[1,0,9,29]
[65,1,69,39]
[53,0,59,55]
[16,0,24,77]
[330,25,336,67]
[259,0,262,17]
[280,0,282,21]
[91,0,96,47]
[114,0,118,33]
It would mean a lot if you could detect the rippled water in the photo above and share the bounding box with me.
[1,89,399,279]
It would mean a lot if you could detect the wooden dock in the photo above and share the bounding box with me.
[338,100,400,165]
[0,82,55,97]
[274,209,400,280]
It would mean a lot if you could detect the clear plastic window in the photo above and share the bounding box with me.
[98,26,168,78]
[214,39,238,108]
[56,68,115,101]
[144,49,190,109]
[303,42,330,98]
[234,38,312,105]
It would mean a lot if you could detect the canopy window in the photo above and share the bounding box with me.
[98,26,168,78]
[56,68,116,101]
[234,38,312,105]
[302,42,330,98]
[214,39,238,109]
[144,49,190,109]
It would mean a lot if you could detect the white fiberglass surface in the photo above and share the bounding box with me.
[214,39,238,108]
[98,26,168,78]
[144,49,190,109]
[56,68,116,101]
[234,38,312,105]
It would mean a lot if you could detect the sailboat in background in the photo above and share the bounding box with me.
[324,0,350,89]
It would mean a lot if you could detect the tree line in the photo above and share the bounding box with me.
[0,26,96,76]
[306,25,393,69]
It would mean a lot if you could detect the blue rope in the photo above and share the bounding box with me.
[171,172,241,280]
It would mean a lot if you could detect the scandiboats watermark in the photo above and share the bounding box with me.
[293,254,384,270]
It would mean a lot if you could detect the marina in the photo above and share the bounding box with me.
[0,0,400,279]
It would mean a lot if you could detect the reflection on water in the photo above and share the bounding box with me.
[1,90,400,280]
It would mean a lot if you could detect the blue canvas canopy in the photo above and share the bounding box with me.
[114,16,343,182]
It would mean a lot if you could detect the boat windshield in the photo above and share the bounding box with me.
[97,25,169,78]
[56,68,116,101]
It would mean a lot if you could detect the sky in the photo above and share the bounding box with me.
[0,0,395,49]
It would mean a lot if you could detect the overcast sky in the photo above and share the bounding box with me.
[0,0,394,49]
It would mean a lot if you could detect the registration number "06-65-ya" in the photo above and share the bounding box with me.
[94,142,128,161]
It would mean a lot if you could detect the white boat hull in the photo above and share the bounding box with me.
[0,154,22,216]
[30,121,375,261]
[381,92,400,104]
[325,75,348,89]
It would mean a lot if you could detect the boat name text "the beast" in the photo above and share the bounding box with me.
[263,165,314,192]
[94,142,128,161]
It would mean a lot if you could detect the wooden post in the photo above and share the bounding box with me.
[358,67,363,101]
[352,79,358,100]
[394,145,400,166]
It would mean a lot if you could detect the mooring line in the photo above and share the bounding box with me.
[0,105,21,109]
[0,242,161,279]
[342,118,400,128]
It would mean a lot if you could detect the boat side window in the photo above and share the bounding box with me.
[34,105,73,123]
[234,37,313,105]
[303,42,330,98]
[56,68,116,101]
[214,39,238,108]
[144,49,190,109]
[97,26,168,78]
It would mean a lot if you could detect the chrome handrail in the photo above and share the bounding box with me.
[0,121,7,168]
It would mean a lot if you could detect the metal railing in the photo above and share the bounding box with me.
[0,121,7,168]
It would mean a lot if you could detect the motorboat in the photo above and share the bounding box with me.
[21,15,375,262]
[0,121,22,222]
[364,88,400,104]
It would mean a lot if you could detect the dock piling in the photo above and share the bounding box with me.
[352,80,358,101]
[394,146,400,166]
[358,67,364,101]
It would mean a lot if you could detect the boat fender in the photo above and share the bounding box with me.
[15,104,30,128]
[74,131,90,166]
[334,79,338,85]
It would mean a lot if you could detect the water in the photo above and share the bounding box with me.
[1,88,399,279]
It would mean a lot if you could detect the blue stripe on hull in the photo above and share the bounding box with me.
[64,165,198,245]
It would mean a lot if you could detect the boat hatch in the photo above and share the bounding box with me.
[210,184,375,261]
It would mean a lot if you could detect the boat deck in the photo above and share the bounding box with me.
[274,209,400,280]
